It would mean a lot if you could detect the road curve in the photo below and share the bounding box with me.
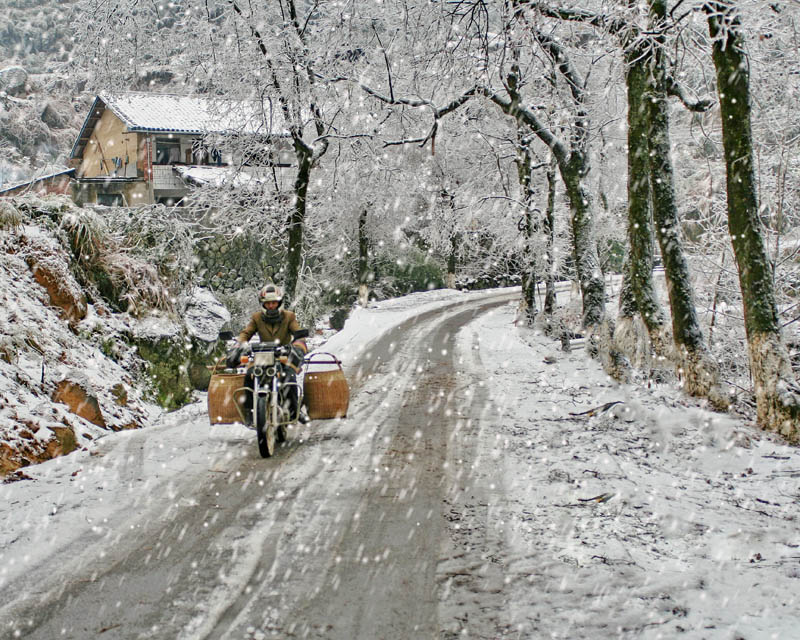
[4,290,518,640]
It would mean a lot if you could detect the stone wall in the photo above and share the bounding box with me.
[193,233,279,294]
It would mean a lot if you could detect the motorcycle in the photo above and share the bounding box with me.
[231,342,305,458]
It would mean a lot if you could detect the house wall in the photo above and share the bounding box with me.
[77,110,139,179]
[72,101,295,208]
[72,181,151,207]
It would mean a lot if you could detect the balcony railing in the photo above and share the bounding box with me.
[151,165,185,190]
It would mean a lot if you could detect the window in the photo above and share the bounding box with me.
[155,138,181,165]
[97,193,123,206]
[156,196,183,207]
[190,138,224,165]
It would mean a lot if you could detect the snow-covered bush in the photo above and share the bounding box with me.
[0,200,24,230]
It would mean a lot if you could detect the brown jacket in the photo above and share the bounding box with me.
[238,309,302,346]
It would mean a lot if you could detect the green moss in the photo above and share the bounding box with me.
[135,336,194,411]
[187,338,228,392]
[133,332,228,407]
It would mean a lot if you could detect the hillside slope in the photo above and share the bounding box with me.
[0,197,161,476]
[0,0,85,185]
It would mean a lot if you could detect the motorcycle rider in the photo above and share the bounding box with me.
[227,283,310,424]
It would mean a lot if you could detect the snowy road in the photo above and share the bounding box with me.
[3,286,800,640]
[0,290,519,639]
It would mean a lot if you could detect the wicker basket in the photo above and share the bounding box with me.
[208,372,247,424]
[303,353,349,420]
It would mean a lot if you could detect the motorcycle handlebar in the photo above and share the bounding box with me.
[247,342,290,355]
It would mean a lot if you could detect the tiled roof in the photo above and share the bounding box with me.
[101,92,289,136]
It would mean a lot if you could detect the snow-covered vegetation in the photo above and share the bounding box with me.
[0,0,799,455]
[1,289,799,638]
[1,1,800,633]
[0,196,232,474]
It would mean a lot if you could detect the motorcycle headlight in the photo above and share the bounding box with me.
[254,351,275,367]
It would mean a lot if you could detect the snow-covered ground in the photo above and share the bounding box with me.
[450,301,800,638]
[0,287,504,593]
[1,286,799,638]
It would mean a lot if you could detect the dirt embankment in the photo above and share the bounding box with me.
[0,210,151,476]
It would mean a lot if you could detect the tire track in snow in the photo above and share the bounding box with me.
[0,291,517,640]
[204,293,518,639]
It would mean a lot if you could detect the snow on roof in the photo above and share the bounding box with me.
[70,92,292,160]
[100,92,289,136]
[173,165,271,189]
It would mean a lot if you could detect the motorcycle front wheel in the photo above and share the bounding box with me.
[256,395,275,458]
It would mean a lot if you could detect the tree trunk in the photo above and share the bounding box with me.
[447,232,458,289]
[516,135,537,325]
[707,1,800,440]
[647,0,727,407]
[358,207,370,306]
[284,148,311,302]
[543,157,557,316]
[521,206,537,323]
[615,258,650,369]
[559,160,627,377]
[625,44,673,366]
[559,160,605,331]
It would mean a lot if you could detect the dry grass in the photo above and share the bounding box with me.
[0,201,24,230]
[98,251,173,316]
[58,207,174,316]
[59,208,108,266]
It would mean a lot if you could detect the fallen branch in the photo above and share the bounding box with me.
[568,401,623,417]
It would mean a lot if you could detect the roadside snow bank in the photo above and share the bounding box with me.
[317,287,521,369]
[446,301,800,639]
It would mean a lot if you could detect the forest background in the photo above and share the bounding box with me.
[2,0,800,441]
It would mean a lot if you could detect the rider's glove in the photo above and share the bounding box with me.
[226,345,243,369]
[287,345,304,372]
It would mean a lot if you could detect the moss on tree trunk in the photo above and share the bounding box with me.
[516,135,538,324]
[543,158,557,316]
[625,47,671,362]
[560,162,604,330]
[707,1,800,439]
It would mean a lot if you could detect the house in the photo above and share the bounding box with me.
[69,92,293,206]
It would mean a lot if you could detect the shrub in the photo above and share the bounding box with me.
[375,250,445,297]
[59,207,107,266]
[329,307,349,331]
[0,201,24,230]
